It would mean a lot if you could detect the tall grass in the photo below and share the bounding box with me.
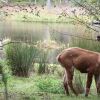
[38,49,49,74]
[5,43,38,77]
[71,37,100,52]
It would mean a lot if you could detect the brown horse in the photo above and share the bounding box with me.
[57,47,100,96]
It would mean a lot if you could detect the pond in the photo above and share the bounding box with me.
[0,21,96,42]
[0,21,100,55]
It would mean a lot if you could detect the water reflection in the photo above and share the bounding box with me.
[0,21,97,44]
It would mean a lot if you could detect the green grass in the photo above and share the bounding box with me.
[0,72,98,100]
[18,93,100,100]
[5,12,75,23]
[0,91,99,100]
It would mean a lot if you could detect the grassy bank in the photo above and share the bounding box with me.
[5,12,75,23]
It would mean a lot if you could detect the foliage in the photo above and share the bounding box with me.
[6,0,68,4]
[70,0,100,33]
[72,0,99,5]
[0,60,9,100]
[36,75,64,94]
[5,43,38,77]
[36,40,59,74]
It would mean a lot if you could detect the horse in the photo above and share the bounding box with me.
[57,47,100,96]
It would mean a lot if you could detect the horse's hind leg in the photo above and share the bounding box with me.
[63,70,69,95]
[66,68,78,96]
[95,74,100,95]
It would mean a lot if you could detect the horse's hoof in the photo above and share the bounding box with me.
[75,94,78,96]
[97,93,100,96]
[85,94,88,97]
[65,93,70,96]
[67,94,70,96]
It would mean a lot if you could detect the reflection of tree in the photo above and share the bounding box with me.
[64,0,100,33]
[51,31,70,47]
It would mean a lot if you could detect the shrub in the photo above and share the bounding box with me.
[5,43,38,77]
[36,76,64,94]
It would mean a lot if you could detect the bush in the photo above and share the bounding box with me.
[36,76,64,94]
[5,43,38,77]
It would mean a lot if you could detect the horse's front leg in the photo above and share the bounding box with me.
[67,68,78,96]
[85,73,93,97]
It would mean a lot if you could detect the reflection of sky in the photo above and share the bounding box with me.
[44,26,50,40]
[46,0,51,9]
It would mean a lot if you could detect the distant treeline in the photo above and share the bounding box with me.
[0,0,71,5]
[0,0,100,5]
